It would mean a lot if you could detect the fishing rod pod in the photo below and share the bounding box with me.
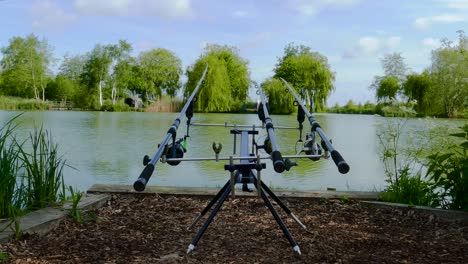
[280,78,350,174]
[133,64,209,192]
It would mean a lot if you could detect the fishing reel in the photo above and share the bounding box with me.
[302,132,323,161]
[165,138,187,166]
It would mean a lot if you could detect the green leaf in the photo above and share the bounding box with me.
[449,132,467,138]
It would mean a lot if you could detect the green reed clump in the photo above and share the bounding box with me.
[0,114,25,218]
[20,126,67,209]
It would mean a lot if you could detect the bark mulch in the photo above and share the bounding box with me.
[0,193,467,263]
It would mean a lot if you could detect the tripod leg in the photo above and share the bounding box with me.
[252,176,307,230]
[256,185,301,255]
[187,184,231,254]
[187,180,230,231]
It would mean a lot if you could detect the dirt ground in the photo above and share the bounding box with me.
[0,193,467,263]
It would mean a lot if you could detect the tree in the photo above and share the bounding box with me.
[274,43,335,112]
[376,76,399,102]
[80,40,131,108]
[370,53,409,99]
[428,30,468,117]
[261,78,294,114]
[184,44,250,112]
[0,34,53,100]
[403,72,431,115]
[136,48,182,100]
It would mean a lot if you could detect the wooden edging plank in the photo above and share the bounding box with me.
[0,194,111,243]
[361,201,468,223]
[87,184,380,200]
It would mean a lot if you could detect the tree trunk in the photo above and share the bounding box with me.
[99,79,103,107]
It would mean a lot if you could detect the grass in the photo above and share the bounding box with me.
[0,96,49,110]
[21,126,67,209]
[69,186,83,223]
[0,250,9,262]
[0,114,69,221]
[0,114,24,218]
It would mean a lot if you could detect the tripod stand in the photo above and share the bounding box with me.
[186,129,306,255]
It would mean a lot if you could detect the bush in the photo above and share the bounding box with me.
[101,100,132,112]
[427,124,468,211]
[377,118,440,207]
[379,166,440,206]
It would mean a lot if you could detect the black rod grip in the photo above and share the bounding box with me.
[134,164,155,192]
[331,150,350,174]
[271,150,285,173]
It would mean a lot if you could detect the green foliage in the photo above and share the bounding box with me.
[403,72,432,115]
[261,78,294,114]
[427,124,468,211]
[0,34,53,100]
[327,100,377,115]
[0,96,49,110]
[100,100,131,112]
[0,251,8,262]
[427,31,468,118]
[377,76,400,102]
[274,43,335,112]
[185,44,250,112]
[0,114,24,218]
[377,119,440,207]
[68,186,83,223]
[20,126,67,209]
[379,166,440,206]
[136,48,182,99]
[370,52,408,93]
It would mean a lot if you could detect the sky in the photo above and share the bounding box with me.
[0,0,467,106]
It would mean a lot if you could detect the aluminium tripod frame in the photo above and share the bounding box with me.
[185,128,305,255]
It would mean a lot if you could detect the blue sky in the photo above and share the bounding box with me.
[0,0,467,105]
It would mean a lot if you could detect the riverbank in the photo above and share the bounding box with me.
[1,192,466,263]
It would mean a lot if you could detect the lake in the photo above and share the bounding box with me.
[1,110,465,192]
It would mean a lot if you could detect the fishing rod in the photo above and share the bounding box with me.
[257,86,286,173]
[133,64,209,191]
[280,78,350,174]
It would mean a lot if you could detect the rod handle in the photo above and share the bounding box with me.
[271,150,285,173]
[133,164,155,192]
[331,150,350,174]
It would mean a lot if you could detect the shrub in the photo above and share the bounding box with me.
[427,124,468,211]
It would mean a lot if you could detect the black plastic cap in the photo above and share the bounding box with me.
[271,150,285,173]
[134,164,155,192]
[331,150,350,174]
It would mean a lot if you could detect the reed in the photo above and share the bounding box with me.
[20,126,67,209]
[0,114,25,218]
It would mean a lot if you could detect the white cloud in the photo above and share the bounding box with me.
[73,0,193,19]
[287,0,361,16]
[414,14,466,30]
[31,0,76,31]
[422,38,440,49]
[343,36,401,59]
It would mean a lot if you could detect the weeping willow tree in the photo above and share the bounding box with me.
[261,78,294,114]
[274,43,335,112]
[184,44,250,112]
